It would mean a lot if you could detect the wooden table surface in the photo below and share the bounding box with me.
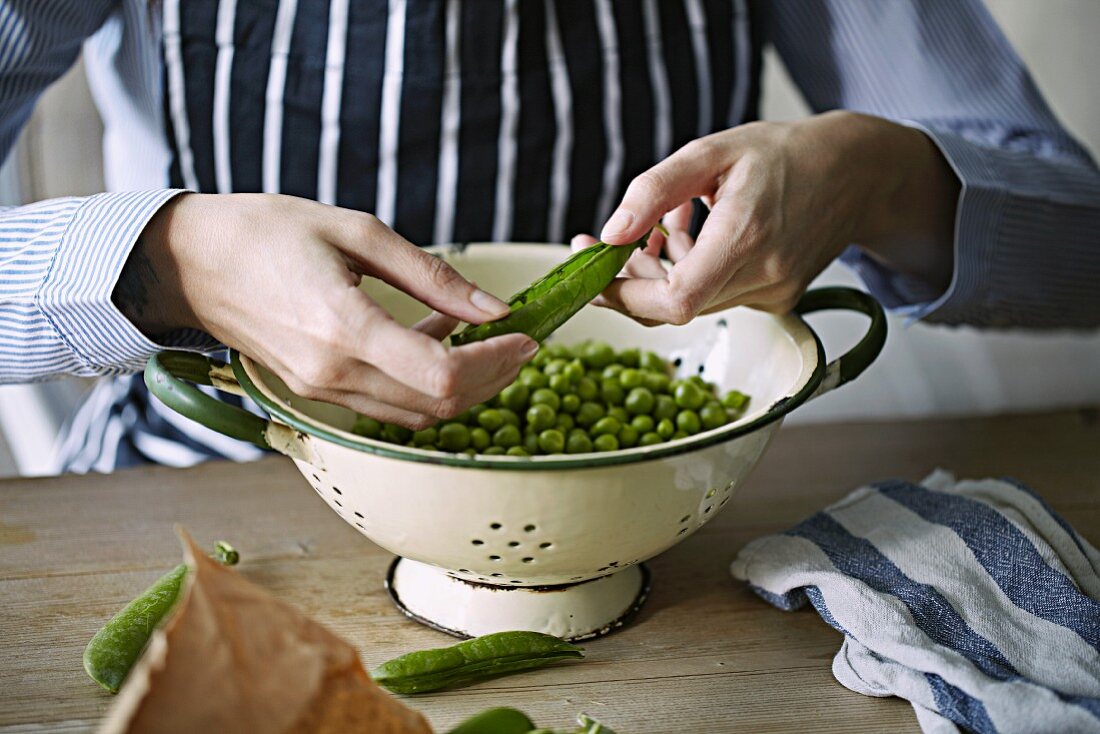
[2,408,1098,733]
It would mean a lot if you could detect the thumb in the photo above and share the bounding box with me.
[599,138,719,245]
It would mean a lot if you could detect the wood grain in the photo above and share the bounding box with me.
[1,408,1097,733]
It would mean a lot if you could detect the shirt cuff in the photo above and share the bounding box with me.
[35,190,222,375]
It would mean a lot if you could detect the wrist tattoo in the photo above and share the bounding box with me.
[113,237,161,330]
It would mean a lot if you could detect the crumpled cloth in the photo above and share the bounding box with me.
[731,470,1100,734]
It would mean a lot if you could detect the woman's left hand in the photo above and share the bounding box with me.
[575,110,958,324]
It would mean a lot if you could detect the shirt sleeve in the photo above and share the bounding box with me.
[762,0,1100,329]
[0,0,217,383]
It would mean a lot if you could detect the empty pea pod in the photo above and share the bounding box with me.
[451,226,666,347]
[82,541,239,693]
[370,630,584,694]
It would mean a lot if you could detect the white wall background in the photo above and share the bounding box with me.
[0,0,1097,474]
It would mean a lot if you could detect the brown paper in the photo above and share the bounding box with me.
[99,529,432,734]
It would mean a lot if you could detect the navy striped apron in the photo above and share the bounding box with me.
[58,0,764,472]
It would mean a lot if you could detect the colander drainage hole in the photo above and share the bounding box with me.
[679,515,691,523]
[354,511,364,518]
[521,557,534,563]
[490,522,502,530]
[489,555,501,561]
[539,542,553,549]
[355,522,365,530]
[524,524,536,533]
[508,541,520,547]
[491,573,503,578]
[471,539,484,546]
[332,486,342,495]
[678,528,687,536]
[704,506,712,514]
[458,569,470,573]
[333,499,342,507]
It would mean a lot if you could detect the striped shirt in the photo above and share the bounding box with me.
[0,0,1098,472]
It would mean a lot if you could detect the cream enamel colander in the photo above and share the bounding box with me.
[146,243,885,641]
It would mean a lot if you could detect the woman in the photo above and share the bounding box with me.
[2,0,1098,471]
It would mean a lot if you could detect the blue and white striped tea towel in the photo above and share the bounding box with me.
[730,470,1100,734]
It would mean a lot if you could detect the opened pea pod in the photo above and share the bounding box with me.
[451,226,668,347]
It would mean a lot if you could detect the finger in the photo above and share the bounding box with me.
[599,137,724,245]
[570,233,600,252]
[622,249,668,280]
[349,292,537,398]
[597,195,747,324]
[335,215,511,324]
[663,226,695,264]
[663,200,695,234]
[323,390,438,431]
[412,311,459,340]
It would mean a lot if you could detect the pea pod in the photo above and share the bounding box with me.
[371,630,584,694]
[447,707,537,734]
[529,713,618,734]
[82,542,239,693]
[451,226,666,346]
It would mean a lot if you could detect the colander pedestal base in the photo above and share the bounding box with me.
[386,558,651,642]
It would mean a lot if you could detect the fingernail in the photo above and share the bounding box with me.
[521,339,540,358]
[470,288,510,318]
[601,209,634,240]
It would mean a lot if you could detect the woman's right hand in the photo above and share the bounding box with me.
[117,193,537,429]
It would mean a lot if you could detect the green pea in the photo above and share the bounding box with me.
[350,415,383,439]
[493,424,522,448]
[526,403,557,431]
[689,374,711,390]
[674,380,707,410]
[519,367,548,389]
[601,364,624,380]
[483,446,507,456]
[606,406,627,424]
[543,358,570,376]
[470,427,492,451]
[453,409,473,425]
[524,431,540,454]
[438,423,471,452]
[498,408,520,427]
[591,416,621,437]
[656,418,675,439]
[382,423,412,444]
[506,446,529,457]
[639,431,663,446]
[530,350,550,368]
[700,402,728,430]
[593,434,619,452]
[537,429,566,454]
[566,432,593,454]
[676,410,702,435]
[618,424,639,448]
[568,427,588,439]
[618,368,643,389]
[576,377,599,401]
[601,381,625,406]
[722,389,749,412]
[631,414,655,433]
[412,427,438,446]
[499,383,529,412]
[549,373,573,394]
[575,401,606,427]
[654,394,678,420]
[564,360,586,383]
[405,440,417,448]
[618,348,640,367]
[561,393,581,414]
[469,403,488,419]
[420,444,438,452]
[672,430,690,440]
[371,631,584,695]
[644,371,671,394]
[555,413,575,432]
[477,408,505,432]
[583,342,615,369]
[639,350,666,372]
[624,386,655,415]
[463,448,478,456]
[546,343,572,359]
[530,388,561,411]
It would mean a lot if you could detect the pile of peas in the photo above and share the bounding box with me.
[350,343,749,458]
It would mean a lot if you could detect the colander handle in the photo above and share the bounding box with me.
[795,287,887,397]
[144,351,271,449]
